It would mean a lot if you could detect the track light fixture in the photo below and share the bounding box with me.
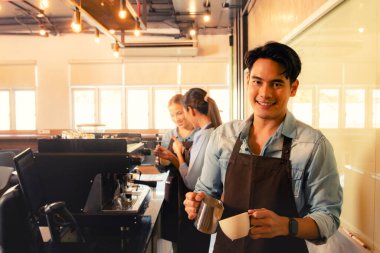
[113,42,120,58]
[222,1,240,8]
[119,0,127,19]
[203,1,211,22]
[134,19,141,37]
[94,28,100,43]
[71,8,81,33]
[203,9,211,22]
[189,24,196,37]
[39,26,48,36]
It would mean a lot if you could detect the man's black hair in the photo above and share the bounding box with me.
[244,41,302,83]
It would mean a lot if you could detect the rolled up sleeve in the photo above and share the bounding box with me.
[304,136,343,244]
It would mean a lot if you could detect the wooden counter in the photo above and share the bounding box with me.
[0,134,48,152]
[0,130,163,153]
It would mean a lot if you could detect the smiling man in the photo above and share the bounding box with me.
[183,42,343,253]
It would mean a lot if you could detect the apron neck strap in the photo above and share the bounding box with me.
[230,134,293,160]
[281,136,292,160]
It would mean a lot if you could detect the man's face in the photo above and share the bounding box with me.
[247,58,299,123]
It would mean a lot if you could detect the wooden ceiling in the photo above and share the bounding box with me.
[0,0,240,38]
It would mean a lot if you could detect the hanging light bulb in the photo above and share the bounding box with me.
[203,9,211,22]
[71,8,81,33]
[113,42,120,58]
[134,20,141,37]
[189,27,196,37]
[94,28,100,43]
[119,0,127,19]
[39,0,49,10]
[39,28,47,36]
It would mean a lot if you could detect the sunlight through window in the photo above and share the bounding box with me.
[15,90,36,130]
[100,89,122,129]
[0,91,10,130]
[319,89,339,128]
[345,89,365,128]
[73,90,95,128]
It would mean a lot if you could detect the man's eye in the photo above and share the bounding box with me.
[250,79,260,85]
[273,82,283,87]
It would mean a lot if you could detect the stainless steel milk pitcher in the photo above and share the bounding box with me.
[194,193,224,234]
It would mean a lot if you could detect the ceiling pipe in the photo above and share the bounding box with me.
[23,1,59,35]
[9,1,59,35]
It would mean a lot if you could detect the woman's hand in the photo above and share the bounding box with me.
[172,136,185,156]
[154,144,179,168]
[154,144,174,160]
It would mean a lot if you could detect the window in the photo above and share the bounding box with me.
[290,88,313,125]
[154,89,176,130]
[373,89,380,128]
[70,61,231,130]
[0,89,36,130]
[319,89,339,128]
[15,90,36,130]
[73,90,96,128]
[0,90,10,130]
[100,89,122,129]
[345,89,365,128]
[209,88,230,124]
[127,89,149,129]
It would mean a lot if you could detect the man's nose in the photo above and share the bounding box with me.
[259,83,272,97]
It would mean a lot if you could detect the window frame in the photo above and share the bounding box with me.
[0,88,36,130]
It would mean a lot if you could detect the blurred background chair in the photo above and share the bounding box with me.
[0,152,16,169]
[0,151,19,196]
[0,185,44,253]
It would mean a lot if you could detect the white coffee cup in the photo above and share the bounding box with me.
[219,212,250,241]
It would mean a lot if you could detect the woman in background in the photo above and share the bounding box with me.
[155,94,198,253]
[157,88,222,253]
[172,88,222,194]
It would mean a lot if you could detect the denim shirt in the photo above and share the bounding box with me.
[195,112,343,244]
[178,123,214,190]
[161,127,199,149]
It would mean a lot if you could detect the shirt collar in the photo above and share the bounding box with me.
[175,127,200,141]
[173,128,180,138]
[238,111,297,141]
[281,111,297,139]
[201,122,213,130]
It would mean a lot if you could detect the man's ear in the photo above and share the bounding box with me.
[290,79,299,97]
[245,68,250,86]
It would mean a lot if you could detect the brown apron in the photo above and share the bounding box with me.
[213,135,308,253]
[177,125,215,253]
[161,139,193,242]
